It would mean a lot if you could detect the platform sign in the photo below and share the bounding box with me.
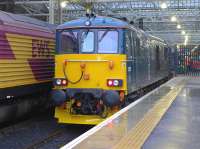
[175,45,200,76]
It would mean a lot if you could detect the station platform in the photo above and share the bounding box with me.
[61,77,200,149]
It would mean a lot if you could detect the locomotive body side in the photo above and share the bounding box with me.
[0,11,55,99]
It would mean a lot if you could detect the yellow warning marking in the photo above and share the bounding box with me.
[113,84,184,149]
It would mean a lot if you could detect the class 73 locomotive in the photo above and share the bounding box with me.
[51,16,170,125]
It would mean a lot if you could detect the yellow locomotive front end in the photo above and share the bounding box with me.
[52,18,128,124]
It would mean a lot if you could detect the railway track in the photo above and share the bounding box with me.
[24,129,64,149]
[23,125,92,149]
[0,113,91,149]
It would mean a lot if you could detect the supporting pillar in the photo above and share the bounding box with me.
[49,0,54,24]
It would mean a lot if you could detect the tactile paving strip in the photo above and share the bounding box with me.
[113,84,184,149]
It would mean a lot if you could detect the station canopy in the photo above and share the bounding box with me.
[1,0,200,45]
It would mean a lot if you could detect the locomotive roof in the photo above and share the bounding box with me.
[0,10,55,31]
[57,16,129,30]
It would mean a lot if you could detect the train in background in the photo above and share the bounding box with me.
[189,45,200,70]
[0,11,55,124]
[51,15,171,125]
[176,44,200,74]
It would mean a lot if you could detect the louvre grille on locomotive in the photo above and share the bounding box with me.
[52,16,170,125]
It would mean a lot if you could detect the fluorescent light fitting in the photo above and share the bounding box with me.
[185,35,189,40]
[160,3,167,9]
[61,1,67,8]
[177,24,181,29]
[181,30,186,35]
[171,16,177,22]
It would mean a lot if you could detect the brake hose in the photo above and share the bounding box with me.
[63,61,84,84]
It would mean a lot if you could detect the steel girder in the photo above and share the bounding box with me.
[2,0,200,45]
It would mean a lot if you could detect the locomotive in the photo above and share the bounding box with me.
[0,11,55,124]
[52,16,170,125]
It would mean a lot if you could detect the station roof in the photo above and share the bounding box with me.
[1,0,200,45]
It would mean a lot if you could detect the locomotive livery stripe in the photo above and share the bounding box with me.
[0,31,15,59]
[0,32,55,89]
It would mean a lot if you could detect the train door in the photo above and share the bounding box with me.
[125,30,136,92]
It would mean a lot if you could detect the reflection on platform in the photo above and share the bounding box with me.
[61,77,194,149]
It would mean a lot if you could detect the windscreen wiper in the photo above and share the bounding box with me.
[98,29,110,42]
[82,29,90,40]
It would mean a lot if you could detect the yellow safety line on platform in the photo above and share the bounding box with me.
[113,84,184,149]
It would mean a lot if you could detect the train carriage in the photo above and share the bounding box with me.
[0,11,55,123]
[190,45,200,70]
[52,16,170,125]
[0,11,55,98]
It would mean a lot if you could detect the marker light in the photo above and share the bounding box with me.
[62,80,67,85]
[107,79,123,87]
[107,80,113,86]
[113,80,119,86]
[54,79,68,86]
[56,79,62,85]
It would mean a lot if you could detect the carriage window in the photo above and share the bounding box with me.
[80,31,94,53]
[60,30,78,53]
[98,30,118,53]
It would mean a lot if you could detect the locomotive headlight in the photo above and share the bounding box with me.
[56,79,62,85]
[85,20,91,26]
[113,80,119,86]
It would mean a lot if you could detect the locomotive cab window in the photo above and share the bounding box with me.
[58,30,78,54]
[57,29,121,54]
[98,30,118,53]
[80,31,95,53]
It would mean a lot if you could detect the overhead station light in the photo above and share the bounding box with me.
[181,30,186,35]
[160,2,168,9]
[184,35,189,46]
[171,16,177,22]
[184,40,188,46]
[185,35,189,40]
[177,24,181,29]
[61,1,67,8]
